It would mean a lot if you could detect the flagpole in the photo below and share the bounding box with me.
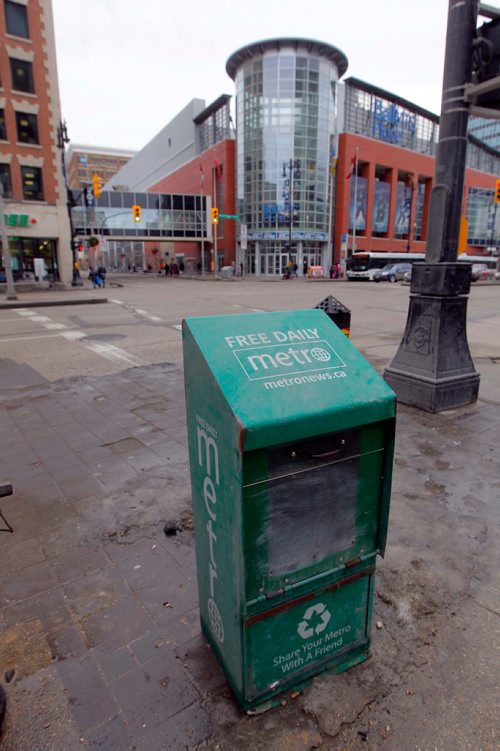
[212,164,217,276]
[200,166,205,275]
[351,147,359,255]
[326,149,336,273]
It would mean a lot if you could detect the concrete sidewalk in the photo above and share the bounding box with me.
[0,339,498,748]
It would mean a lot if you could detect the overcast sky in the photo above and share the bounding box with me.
[51,0,493,153]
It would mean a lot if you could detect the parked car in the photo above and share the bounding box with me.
[471,263,489,281]
[373,262,412,283]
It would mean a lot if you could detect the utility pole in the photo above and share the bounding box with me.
[57,120,82,287]
[385,0,480,412]
[0,185,17,300]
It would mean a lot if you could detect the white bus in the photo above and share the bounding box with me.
[346,252,425,281]
[346,251,499,281]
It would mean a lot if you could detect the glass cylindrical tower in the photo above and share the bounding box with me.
[226,38,348,276]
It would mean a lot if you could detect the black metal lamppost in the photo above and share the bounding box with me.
[384,0,480,412]
[57,119,82,287]
[282,159,300,263]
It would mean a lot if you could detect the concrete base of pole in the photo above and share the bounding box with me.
[384,279,480,413]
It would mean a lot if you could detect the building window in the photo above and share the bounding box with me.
[4,1,29,38]
[0,164,13,198]
[0,110,6,140]
[21,166,44,200]
[16,113,39,144]
[10,59,34,93]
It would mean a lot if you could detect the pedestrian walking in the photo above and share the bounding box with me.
[97,264,107,288]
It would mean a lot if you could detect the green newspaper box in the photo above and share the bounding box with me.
[182,309,396,710]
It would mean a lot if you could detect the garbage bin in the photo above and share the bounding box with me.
[314,295,351,337]
[182,308,395,710]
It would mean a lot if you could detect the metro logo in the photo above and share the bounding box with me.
[234,340,346,381]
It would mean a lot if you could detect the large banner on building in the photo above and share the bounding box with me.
[394,183,410,234]
[372,181,390,232]
[348,176,367,232]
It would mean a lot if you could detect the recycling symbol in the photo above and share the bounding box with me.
[297,602,331,640]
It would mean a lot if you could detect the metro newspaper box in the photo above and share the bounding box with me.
[182,309,396,710]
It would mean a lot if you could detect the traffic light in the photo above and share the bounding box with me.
[495,179,500,203]
[132,204,141,222]
[92,174,102,199]
[475,17,500,109]
[211,207,219,224]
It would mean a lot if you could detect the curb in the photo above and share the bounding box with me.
[0,297,108,310]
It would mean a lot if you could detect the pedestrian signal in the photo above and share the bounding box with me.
[132,204,141,222]
[92,174,102,199]
[211,207,219,225]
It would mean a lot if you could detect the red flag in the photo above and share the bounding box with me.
[199,164,205,186]
[346,155,357,180]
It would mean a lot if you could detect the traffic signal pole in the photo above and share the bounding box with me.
[384,0,480,412]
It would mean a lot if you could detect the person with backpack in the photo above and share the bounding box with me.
[97,264,107,288]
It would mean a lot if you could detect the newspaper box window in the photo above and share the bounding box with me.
[182,309,396,710]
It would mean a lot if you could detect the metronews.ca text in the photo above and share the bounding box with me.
[263,371,347,389]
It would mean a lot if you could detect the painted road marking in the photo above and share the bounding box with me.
[14,309,144,366]
[61,330,86,341]
[0,333,63,342]
[83,341,143,366]
[110,299,163,323]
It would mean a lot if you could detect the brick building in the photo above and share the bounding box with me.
[66,144,136,192]
[0,0,72,283]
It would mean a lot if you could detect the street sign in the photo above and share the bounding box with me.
[219,213,240,220]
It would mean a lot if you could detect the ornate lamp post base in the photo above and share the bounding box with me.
[384,263,480,413]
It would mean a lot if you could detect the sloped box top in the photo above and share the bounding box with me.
[182,309,395,451]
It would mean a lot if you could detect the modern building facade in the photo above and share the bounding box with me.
[106,99,206,193]
[468,116,500,151]
[334,78,500,263]
[0,0,72,283]
[148,96,236,272]
[66,144,136,191]
[91,36,500,278]
[226,38,348,276]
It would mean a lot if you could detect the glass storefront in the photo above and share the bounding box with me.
[1,237,59,281]
[227,39,347,274]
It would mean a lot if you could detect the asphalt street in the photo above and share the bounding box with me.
[0,275,498,750]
